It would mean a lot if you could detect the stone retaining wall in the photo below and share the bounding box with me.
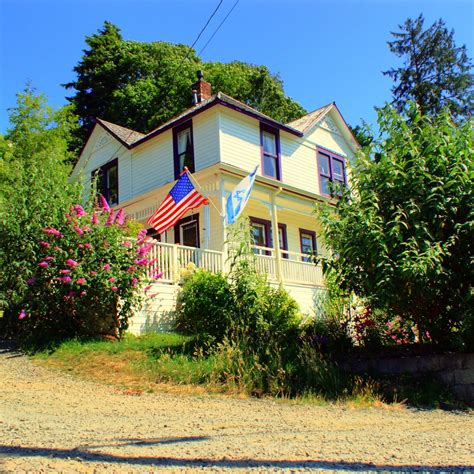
[341,352,474,403]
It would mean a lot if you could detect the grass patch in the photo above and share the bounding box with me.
[32,333,466,409]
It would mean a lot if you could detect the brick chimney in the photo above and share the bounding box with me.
[192,70,212,104]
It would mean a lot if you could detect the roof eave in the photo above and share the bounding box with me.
[131,96,303,148]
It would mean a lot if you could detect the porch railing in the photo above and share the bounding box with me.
[147,241,324,287]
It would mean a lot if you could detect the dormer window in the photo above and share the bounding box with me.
[174,121,194,179]
[260,125,281,180]
[318,149,346,196]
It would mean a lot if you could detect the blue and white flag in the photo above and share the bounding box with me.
[226,166,258,225]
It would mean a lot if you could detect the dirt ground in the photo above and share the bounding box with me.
[1,340,473,473]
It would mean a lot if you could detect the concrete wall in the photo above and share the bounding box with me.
[341,353,474,403]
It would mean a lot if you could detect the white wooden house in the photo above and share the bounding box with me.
[72,74,360,333]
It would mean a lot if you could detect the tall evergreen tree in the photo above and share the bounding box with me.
[383,14,473,119]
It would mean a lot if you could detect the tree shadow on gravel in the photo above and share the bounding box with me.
[85,436,211,449]
[0,444,472,472]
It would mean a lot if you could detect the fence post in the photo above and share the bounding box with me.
[171,244,178,282]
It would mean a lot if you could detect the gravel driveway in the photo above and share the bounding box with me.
[1,340,473,473]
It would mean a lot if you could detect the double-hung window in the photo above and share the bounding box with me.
[261,125,280,180]
[250,217,287,257]
[318,149,346,197]
[174,121,195,179]
[299,229,317,262]
[92,158,119,206]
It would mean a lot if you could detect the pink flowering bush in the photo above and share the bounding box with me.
[19,201,160,348]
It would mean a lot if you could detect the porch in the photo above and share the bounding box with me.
[147,241,324,287]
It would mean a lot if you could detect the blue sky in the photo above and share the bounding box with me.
[1,0,473,134]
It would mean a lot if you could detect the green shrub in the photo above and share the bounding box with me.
[175,269,232,343]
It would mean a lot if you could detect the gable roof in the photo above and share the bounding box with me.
[287,103,334,133]
[96,118,145,147]
[287,102,361,151]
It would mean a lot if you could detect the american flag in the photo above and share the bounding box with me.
[147,172,208,234]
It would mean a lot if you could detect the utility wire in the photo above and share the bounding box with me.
[173,0,224,74]
[198,0,240,56]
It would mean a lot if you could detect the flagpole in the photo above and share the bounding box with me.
[184,167,224,217]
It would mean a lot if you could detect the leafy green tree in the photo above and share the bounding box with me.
[205,61,306,123]
[64,22,306,149]
[319,104,473,347]
[0,87,80,332]
[383,14,473,119]
[0,87,154,349]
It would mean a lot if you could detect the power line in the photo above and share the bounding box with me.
[189,0,224,52]
[198,0,240,56]
[174,0,224,73]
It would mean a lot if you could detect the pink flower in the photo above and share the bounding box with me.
[152,271,164,280]
[53,246,61,252]
[100,195,110,211]
[84,243,92,249]
[58,276,72,283]
[18,309,27,320]
[134,258,148,266]
[137,229,147,242]
[131,277,138,287]
[137,243,153,256]
[78,244,84,249]
[122,241,131,248]
[80,291,87,298]
[111,286,118,292]
[66,259,78,267]
[127,265,136,273]
[82,225,92,233]
[115,209,125,225]
[39,241,51,248]
[89,271,98,276]
[59,269,71,274]
[91,212,99,225]
[72,204,86,217]
[38,261,49,268]
[43,228,63,237]
[74,227,84,235]
[144,285,152,293]
[26,277,36,285]
[43,256,54,261]
[103,263,111,271]
[105,210,115,226]
[76,277,86,285]
[148,293,158,299]
[109,277,116,283]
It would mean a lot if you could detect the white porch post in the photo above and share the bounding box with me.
[270,189,283,283]
[203,204,210,249]
[220,175,228,273]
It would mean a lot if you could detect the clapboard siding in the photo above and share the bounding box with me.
[75,127,132,204]
[193,109,220,170]
[219,109,261,173]
[280,132,320,195]
[130,131,174,199]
